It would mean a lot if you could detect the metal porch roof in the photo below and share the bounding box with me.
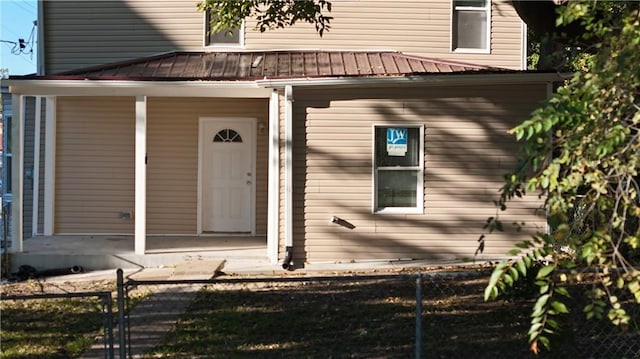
[21,51,504,81]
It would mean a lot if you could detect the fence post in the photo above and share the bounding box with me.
[415,273,423,359]
[104,293,115,359]
[116,269,126,359]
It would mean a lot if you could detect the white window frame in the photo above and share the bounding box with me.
[451,0,491,54]
[372,124,424,214]
[203,12,244,48]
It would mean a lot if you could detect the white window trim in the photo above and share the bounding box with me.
[203,12,245,48]
[372,124,424,215]
[450,0,491,54]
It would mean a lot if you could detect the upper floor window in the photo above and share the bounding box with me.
[205,12,243,47]
[452,0,490,53]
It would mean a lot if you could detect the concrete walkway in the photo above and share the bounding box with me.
[80,260,224,359]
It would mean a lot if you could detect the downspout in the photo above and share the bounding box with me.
[282,85,294,270]
[521,21,528,70]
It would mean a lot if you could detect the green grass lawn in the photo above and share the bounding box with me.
[147,275,539,358]
[3,271,630,358]
[0,297,105,359]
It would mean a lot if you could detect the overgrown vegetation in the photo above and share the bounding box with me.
[483,2,640,354]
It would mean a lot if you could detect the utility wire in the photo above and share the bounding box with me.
[0,20,36,57]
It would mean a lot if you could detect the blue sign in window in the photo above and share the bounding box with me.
[386,128,407,156]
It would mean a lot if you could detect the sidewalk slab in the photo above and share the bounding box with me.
[80,260,224,359]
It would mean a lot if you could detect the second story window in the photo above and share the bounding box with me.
[451,0,490,53]
[205,12,243,47]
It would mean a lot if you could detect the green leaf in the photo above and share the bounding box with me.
[515,259,527,276]
[538,335,551,350]
[485,263,507,300]
[539,283,550,294]
[508,249,522,256]
[546,317,560,330]
[508,267,520,282]
[554,286,570,298]
[551,300,569,314]
[529,322,543,335]
[536,265,555,279]
[533,294,550,314]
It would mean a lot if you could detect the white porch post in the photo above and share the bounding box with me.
[267,90,280,264]
[135,96,147,255]
[10,94,24,252]
[32,97,42,236]
[284,86,293,253]
[43,97,56,235]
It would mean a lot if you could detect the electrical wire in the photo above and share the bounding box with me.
[0,20,37,58]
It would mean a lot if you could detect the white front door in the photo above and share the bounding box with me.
[201,118,254,233]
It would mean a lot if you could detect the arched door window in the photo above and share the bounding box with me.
[213,129,243,143]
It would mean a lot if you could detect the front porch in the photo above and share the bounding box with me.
[9,235,270,273]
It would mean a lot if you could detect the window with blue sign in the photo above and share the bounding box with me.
[374,126,424,213]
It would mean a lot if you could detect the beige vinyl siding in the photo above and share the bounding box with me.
[146,97,269,235]
[246,0,523,69]
[36,99,46,235]
[291,84,547,263]
[43,0,204,74]
[54,96,269,235]
[55,97,135,234]
[44,0,523,74]
[22,97,36,238]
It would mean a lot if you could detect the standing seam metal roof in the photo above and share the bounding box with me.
[33,51,505,81]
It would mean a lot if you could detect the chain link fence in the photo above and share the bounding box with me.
[117,270,640,359]
[0,290,115,359]
[1,269,638,358]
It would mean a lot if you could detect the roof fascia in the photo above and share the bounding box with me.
[3,80,273,98]
[256,72,570,89]
[3,72,571,97]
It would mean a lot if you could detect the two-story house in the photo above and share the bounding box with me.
[3,0,559,270]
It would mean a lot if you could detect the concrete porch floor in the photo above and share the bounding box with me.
[9,235,274,273]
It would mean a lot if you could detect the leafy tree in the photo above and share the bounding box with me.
[483,2,640,354]
[198,0,332,36]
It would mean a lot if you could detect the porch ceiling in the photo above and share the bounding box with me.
[14,50,507,82]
